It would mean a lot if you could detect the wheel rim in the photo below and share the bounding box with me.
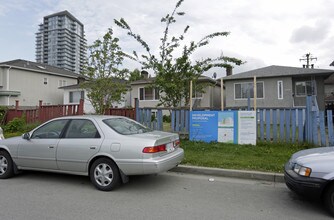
[0,155,8,175]
[94,163,113,187]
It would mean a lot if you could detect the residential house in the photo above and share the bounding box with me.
[61,81,131,114]
[223,65,334,110]
[0,59,82,106]
[130,73,221,109]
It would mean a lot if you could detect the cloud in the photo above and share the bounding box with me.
[290,20,331,44]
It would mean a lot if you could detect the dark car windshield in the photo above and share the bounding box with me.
[103,118,151,135]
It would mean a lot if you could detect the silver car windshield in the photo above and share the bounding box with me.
[103,118,151,135]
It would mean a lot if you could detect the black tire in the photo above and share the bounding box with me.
[324,184,334,216]
[0,150,14,179]
[89,158,120,191]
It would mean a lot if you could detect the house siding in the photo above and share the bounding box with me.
[0,67,77,106]
[225,77,293,108]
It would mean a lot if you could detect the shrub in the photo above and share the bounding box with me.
[163,115,171,123]
[4,117,26,133]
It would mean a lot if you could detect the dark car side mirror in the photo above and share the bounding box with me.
[23,133,31,140]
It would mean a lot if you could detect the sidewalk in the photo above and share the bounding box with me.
[170,165,285,183]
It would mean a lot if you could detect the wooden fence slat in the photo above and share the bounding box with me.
[171,110,175,132]
[175,110,180,132]
[259,109,264,141]
[312,111,318,145]
[273,109,277,142]
[280,110,285,142]
[285,109,291,142]
[180,110,185,132]
[157,110,163,131]
[298,109,304,142]
[319,111,326,146]
[328,110,334,145]
[291,110,296,142]
[266,109,271,141]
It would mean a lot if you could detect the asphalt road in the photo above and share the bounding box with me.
[0,171,332,220]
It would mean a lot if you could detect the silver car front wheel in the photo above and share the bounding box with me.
[90,158,120,191]
[0,151,14,179]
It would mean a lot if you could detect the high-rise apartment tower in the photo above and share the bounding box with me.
[36,11,86,74]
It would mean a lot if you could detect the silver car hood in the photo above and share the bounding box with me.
[291,147,334,174]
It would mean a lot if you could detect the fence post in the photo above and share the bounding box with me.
[39,100,44,122]
[78,99,84,115]
[305,96,312,143]
[15,100,19,111]
[135,98,140,122]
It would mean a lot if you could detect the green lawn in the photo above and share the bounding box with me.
[180,140,313,173]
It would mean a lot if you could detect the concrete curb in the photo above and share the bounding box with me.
[170,165,285,183]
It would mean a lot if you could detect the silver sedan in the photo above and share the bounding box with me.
[0,115,184,191]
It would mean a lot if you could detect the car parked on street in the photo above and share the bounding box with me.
[0,115,184,191]
[284,147,334,216]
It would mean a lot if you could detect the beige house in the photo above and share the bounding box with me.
[0,59,81,106]
[61,83,131,114]
[130,74,221,109]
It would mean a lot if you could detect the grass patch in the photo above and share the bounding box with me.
[180,140,314,173]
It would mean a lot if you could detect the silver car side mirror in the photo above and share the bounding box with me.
[23,133,31,140]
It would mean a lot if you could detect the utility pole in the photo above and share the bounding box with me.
[300,53,317,68]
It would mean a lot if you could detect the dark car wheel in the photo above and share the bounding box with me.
[0,150,14,179]
[324,184,334,216]
[90,158,120,191]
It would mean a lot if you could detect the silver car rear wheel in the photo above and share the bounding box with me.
[90,158,120,191]
[94,163,113,187]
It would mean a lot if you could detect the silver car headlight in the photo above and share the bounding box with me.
[293,164,312,177]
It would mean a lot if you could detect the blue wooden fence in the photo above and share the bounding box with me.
[135,97,334,146]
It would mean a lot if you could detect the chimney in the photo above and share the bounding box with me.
[226,66,232,76]
[141,70,149,79]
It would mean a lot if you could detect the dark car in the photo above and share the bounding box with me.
[284,147,334,216]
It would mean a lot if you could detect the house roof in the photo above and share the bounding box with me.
[131,75,220,86]
[0,59,84,79]
[223,65,334,81]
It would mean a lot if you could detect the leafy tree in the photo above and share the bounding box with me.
[115,0,243,107]
[129,68,144,82]
[82,28,129,114]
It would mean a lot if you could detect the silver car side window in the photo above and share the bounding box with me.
[64,119,100,139]
[31,119,69,139]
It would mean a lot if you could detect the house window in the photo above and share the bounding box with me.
[139,87,159,100]
[43,78,48,85]
[277,81,283,99]
[234,82,264,99]
[192,90,203,99]
[58,80,67,87]
[69,91,84,103]
[295,81,315,97]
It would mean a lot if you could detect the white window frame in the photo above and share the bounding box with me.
[139,87,159,101]
[58,80,67,87]
[69,90,84,103]
[295,81,316,97]
[277,80,283,100]
[234,81,264,100]
[43,77,48,85]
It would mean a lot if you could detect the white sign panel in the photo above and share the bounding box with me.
[238,111,257,145]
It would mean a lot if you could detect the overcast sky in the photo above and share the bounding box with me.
[1,0,334,78]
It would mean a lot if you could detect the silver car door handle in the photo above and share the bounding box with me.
[49,145,55,149]
[90,146,97,149]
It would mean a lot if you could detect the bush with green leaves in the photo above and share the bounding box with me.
[4,117,26,133]
[163,115,171,123]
